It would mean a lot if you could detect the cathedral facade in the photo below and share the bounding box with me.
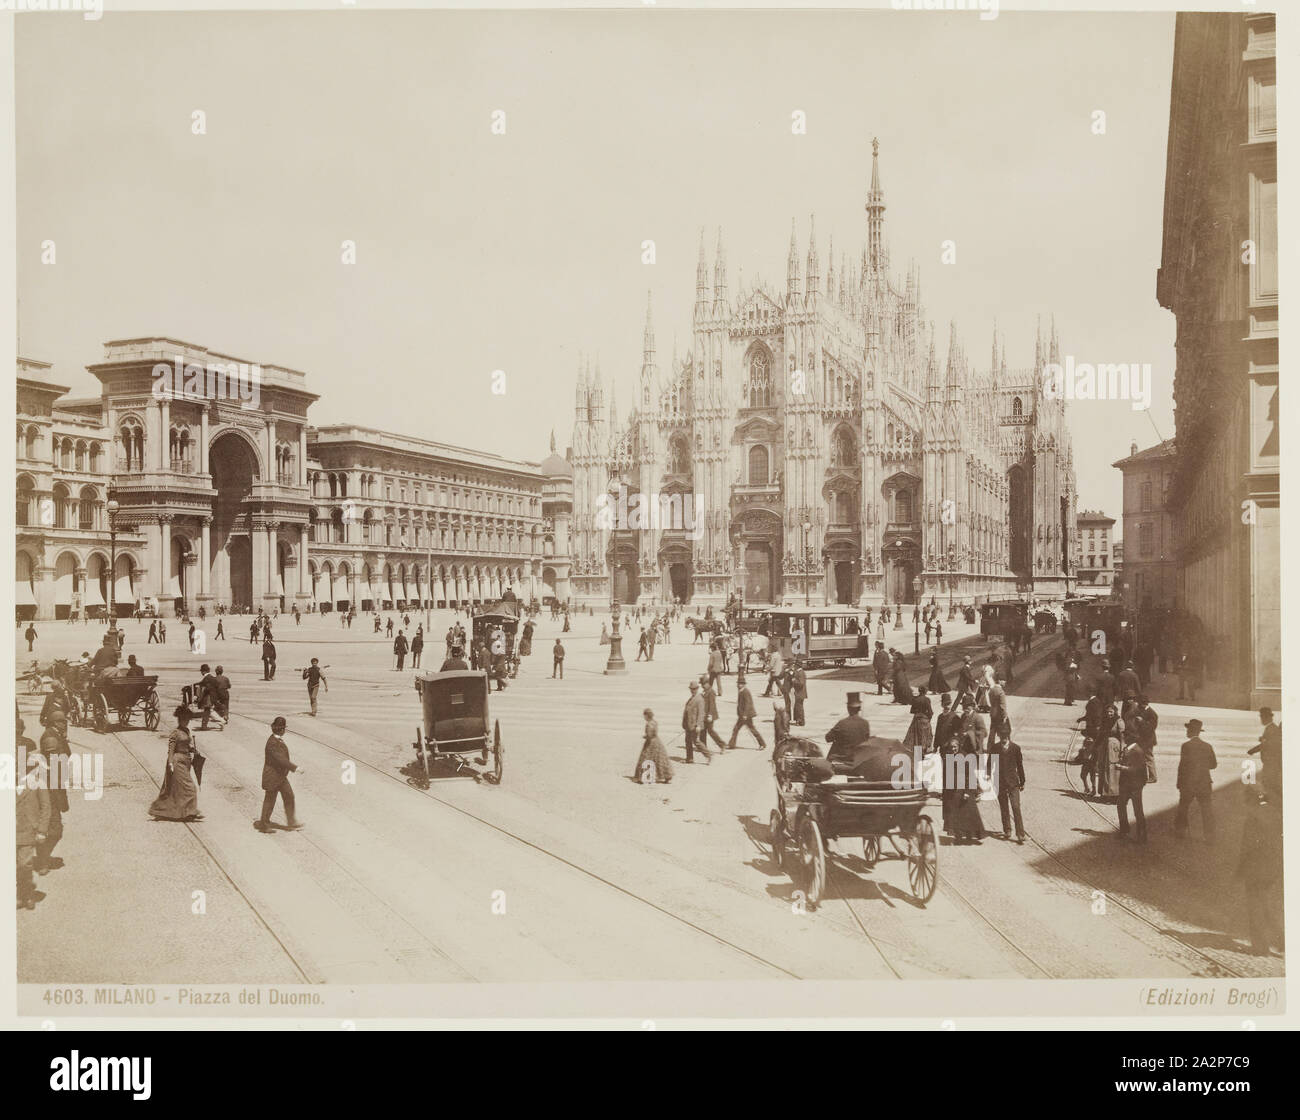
[567,142,1078,610]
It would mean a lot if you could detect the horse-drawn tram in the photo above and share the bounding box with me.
[410,669,503,785]
[768,736,938,909]
[765,607,870,668]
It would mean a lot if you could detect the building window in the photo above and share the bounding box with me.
[1139,523,1153,557]
[894,488,913,524]
[746,348,771,408]
[1012,397,1023,417]
[1251,173,1278,305]
[1141,481,1152,512]
[748,444,769,485]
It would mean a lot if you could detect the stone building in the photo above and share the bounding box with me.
[1112,439,1178,613]
[1074,510,1117,591]
[1157,11,1278,706]
[15,340,547,619]
[568,141,1077,610]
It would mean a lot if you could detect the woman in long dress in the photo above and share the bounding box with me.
[950,725,986,843]
[599,622,611,646]
[927,651,949,694]
[633,709,673,784]
[891,651,914,706]
[149,707,203,822]
[903,687,934,752]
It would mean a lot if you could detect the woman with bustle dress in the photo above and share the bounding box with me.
[149,706,204,822]
[634,709,673,784]
[927,651,949,694]
[599,621,611,646]
[903,686,934,752]
[891,649,914,706]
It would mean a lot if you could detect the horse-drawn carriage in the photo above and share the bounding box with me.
[469,600,522,677]
[60,664,161,733]
[979,600,1029,641]
[410,669,503,785]
[768,736,938,910]
[1033,608,1058,633]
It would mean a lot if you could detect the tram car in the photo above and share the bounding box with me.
[1066,598,1129,657]
[765,607,870,668]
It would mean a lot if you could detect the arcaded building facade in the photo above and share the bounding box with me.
[16,340,547,619]
[568,142,1078,610]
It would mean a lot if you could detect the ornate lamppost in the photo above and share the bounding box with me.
[106,487,120,634]
[913,575,922,654]
[605,596,627,674]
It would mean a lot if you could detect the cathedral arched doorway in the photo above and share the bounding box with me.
[668,563,691,603]
[613,562,639,605]
[834,560,855,605]
[209,432,258,608]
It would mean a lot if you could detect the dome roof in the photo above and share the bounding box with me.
[541,452,573,479]
[540,430,573,478]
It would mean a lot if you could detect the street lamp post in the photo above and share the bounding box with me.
[913,576,922,654]
[106,491,120,633]
[604,596,627,674]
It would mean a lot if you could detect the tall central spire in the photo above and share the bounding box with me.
[866,136,886,275]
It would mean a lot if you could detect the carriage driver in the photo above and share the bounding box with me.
[825,693,872,770]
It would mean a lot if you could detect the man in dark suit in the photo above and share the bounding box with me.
[825,693,872,769]
[699,676,727,752]
[262,637,277,680]
[1175,718,1217,840]
[872,643,890,695]
[1116,660,1141,702]
[1095,662,1116,709]
[728,676,766,750]
[791,660,808,727]
[256,716,302,832]
[996,739,1027,843]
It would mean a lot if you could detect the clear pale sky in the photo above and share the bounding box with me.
[16,9,1177,525]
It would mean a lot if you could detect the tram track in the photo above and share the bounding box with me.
[92,721,317,984]
[219,711,803,981]
[1038,751,1248,979]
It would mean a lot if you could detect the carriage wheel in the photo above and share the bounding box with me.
[144,690,161,731]
[92,695,109,734]
[862,834,880,865]
[768,809,785,871]
[490,720,503,784]
[799,818,826,910]
[907,815,939,905]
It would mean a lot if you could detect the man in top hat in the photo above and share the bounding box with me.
[790,658,808,726]
[825,693,872,769]
[1175,718,1217,841]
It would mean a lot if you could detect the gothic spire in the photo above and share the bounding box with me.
[866,136,886,275]
[786,218,801,298]
[713,228,727,305]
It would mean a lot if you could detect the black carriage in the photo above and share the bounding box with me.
[979,599,1029,641]
[1033,608,1057,633]
[81,672,162,733]
[410,669,503,784]
[768,737,938,910]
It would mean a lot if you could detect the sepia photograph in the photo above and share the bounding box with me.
[3,1,1288,1033]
